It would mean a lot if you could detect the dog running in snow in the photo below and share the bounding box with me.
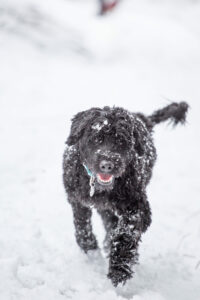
[63,102,188,286]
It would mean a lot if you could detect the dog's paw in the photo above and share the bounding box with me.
[76,233,98,253]
[107,265,133,287]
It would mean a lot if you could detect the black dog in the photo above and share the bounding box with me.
[63,102,188,286]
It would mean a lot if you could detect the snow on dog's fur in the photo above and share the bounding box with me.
[63,102,188,286]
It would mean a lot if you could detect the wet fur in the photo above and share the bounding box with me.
[63,102,188,286]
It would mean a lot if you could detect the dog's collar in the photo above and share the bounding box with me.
[83,163,95,197]
[83,163,93,177]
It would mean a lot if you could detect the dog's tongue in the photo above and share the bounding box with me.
[99,173,112,180]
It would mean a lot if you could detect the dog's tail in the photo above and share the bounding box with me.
[149,102,189,127]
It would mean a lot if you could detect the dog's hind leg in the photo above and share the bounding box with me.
[98,209,118,253]
[71,201,98,253]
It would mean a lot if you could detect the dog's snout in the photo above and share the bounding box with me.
[99,160,114,173]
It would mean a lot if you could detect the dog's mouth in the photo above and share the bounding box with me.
[96,173,114,185]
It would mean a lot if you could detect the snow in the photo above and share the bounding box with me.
[0,0,200,299]
[92,119,108,131]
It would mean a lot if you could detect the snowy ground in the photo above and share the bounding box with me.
[0,0,200,299]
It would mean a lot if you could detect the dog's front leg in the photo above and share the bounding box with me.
[107,211,143,286]
[71,201,98,253]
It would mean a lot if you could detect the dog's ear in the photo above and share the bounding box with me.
[132,117,146,156]
[66,111,86,145]
[66,108,101,146]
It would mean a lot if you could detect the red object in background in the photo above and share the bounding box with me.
[100,0,118,15]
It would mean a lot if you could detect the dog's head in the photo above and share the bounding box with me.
[66,107,146,191]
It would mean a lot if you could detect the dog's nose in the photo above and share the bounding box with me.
[99,160,114,173]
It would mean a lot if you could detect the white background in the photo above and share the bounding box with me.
[0,0,200,299]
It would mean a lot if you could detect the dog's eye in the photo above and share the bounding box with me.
[94,136,103,144]
[116,136,127,149]
[117,136,124,144]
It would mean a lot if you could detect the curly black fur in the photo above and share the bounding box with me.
[63,102,188,286]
